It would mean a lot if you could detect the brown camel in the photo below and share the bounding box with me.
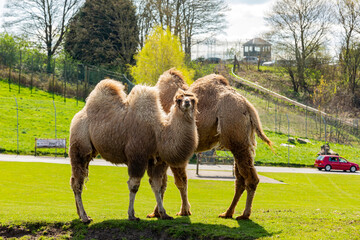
[150,69,272,220]
[69,79,198,223]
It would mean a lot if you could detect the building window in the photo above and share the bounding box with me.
[244,46,248,52]
[255,46,260,52]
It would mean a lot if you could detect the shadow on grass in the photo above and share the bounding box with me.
[71,216,275,240]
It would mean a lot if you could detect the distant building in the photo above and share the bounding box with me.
[243,38,272,62]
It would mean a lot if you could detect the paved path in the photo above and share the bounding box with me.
[0,154,358,184]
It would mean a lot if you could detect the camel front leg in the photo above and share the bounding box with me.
[171,166,191,216]
[70,160,92,223]
[219,162,245,219]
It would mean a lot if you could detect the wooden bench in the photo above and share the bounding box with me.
[35,138,67,157]
[196,149,234,175]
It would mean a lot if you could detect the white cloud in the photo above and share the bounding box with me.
[224,0,275,41]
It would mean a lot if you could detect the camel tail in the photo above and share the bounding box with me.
[247,101,273,151]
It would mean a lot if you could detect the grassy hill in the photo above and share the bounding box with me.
[0,79,85,156]
[1,78,359,166]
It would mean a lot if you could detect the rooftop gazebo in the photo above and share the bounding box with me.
[243,38,272,62]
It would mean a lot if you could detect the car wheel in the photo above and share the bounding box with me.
[325,165,331,171]
[317,168,322,171]
[350,166,356,173]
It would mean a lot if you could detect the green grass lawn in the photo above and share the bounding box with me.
[0,161,359,239]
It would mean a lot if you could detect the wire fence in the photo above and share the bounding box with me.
[0,96,84,156]
[0,45,135,102]
[226,70,360,146]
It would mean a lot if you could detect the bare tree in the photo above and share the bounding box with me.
[336,0,360,105]
[265,0,332,93]
[3,0,83,73]
[135,0,228,59]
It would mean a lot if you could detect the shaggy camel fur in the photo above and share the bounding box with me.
[150,69,272,220]
[69,79,198,222]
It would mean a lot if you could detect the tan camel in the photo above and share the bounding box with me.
[150,69,272,220]
[69,79,198,223]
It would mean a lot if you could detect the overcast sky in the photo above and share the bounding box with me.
[224,0,275,41]
[0,0,275,42]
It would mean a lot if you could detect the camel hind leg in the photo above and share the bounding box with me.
[236,157,259,219]
[147,165,190,218]
[70,143,94,223]
[147,162,168,218]
[233,149,259,220]
[219,162,245,218]
[147,160,173,220]
[171,166,191,216]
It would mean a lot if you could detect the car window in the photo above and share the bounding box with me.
[316,156,324,160]
[339,158,347,163]
[329,157,338,162]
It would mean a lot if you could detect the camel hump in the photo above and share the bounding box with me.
[156,68,189,90]
[193,74,230,87]
[214,74,230,86]
[94,79,126,97]
[127,85,164,120]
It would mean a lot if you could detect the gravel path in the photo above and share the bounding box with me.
[1,154,358,184]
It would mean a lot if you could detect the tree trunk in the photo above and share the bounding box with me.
[47,52,52,73]
[288,68,298,93]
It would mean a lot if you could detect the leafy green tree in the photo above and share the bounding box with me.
[0,33,19,68]
[130,26,194,85]
[64,0,139,71]
[3,0,83,73]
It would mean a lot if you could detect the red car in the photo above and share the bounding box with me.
[315,155,359,172]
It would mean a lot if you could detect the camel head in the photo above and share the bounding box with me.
[174,90,198,116]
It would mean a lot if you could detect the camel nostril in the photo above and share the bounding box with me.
[184,100,190,107]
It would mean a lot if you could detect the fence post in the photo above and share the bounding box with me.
[305,106,308,138]
[18,50,22,94]
[274,100,277,133]
[322,116,327,144]
[63,59,66,102]
[53,100,57,156]
[15,97,19,155]
[84,65,88,100]
[52,58,56,100]
[8,64,11,92]
[319,113,322,141]
[30,56,34,94]
[286,114,290,166]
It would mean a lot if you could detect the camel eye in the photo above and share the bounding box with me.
[191,99,195,105]
[176,99,182,105]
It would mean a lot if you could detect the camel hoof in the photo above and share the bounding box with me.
[146,212,160,218]
[218,212,233,219]
[81,217,93,224]
[236,215,250,220]
[128,216,140,221]
[160,214,174,220]
[176,210,192,216]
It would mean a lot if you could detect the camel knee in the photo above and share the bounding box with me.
[128,178,141,193]
[245,175,259,191]
[174,174,187,189]
[70,174,86,193]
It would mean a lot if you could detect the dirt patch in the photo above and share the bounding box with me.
[0,224,70,239]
